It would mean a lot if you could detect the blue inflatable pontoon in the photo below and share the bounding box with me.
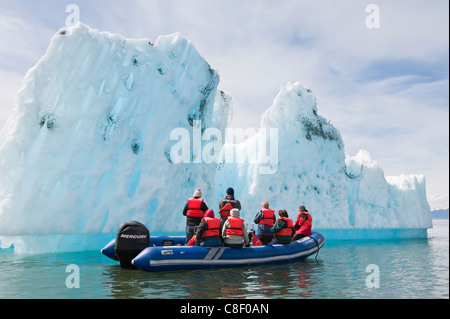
[101,221,325,272]
[131,232,324,272]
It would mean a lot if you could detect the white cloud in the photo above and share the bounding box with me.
[0,70,23,131]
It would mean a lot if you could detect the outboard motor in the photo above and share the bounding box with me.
[114,221,150,268]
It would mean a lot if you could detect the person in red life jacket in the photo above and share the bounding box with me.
[221,208,249,248]
[218,187,242,236]
[253,201,276,245]
[196,209,222,247]
[182,188,208,244]
[292,205,312,241]
[268,210,294,245]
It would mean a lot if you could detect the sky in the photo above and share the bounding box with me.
[0,0,448,210]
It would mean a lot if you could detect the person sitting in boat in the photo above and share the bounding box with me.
[222,208,249,248]
[268,210,294,245]
[292,205,312,241]
[253,201,276,245]
[196,209,222,247]
[182,188,209,244]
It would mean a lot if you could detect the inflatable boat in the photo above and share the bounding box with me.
[101,221,325,272]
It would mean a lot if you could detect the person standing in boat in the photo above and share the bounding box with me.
[221,208,249,248]
[268,210,294,245]
[218,187,242,236]
[196,209,222,247]
[219,187,241,218]
[182,188,208,244]
[292,205,312,241]
[253,201,276,245]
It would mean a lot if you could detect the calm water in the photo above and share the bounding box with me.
[0,220,448,299]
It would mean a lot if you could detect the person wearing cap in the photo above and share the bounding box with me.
[196,209,222,247]
[221,208,249,248]
[219,187,241,218]
[292,205,312,241]
[182,188,208,243]
[218,187,242,236]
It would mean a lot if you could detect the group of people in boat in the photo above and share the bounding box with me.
[182,187,313,248]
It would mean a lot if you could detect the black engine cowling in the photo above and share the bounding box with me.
[114,221,150,268]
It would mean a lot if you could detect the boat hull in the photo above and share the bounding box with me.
[132,232,325,272]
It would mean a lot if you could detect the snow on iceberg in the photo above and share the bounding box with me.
[0,24,432,252]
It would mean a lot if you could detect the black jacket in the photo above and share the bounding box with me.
[219,195,242,211]
[196,218,221,244]
[182,200,208,226]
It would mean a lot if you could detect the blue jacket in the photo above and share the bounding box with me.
[254,211,276,236]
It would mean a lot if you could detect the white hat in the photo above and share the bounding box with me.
[193,188,202,198]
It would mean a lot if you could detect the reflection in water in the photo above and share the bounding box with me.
[100,257,322,299]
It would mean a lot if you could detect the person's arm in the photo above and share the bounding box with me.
[200,201,208,212]
[221,221,229,238]
[271,220,286,233]
[254,211,263,224]
[294,213,307,229]
[196,220,206,239]
[182,202,189,216]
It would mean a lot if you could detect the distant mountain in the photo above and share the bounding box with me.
[432,208,449,219]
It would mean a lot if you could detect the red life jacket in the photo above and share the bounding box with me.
[253,236,262,246]
[274,217,294,236]
[186,198,205,218]
[259,209,275,226]
[225,217,244,236]
[295,211,312,235]
[187,235,196,246]
[220,202,234,218]
[202,217,221,238]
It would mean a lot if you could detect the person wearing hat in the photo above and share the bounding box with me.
[218,187,242,233]
[196,209,222,247]
[218,187,242,241]
[292,205,312,241]
[221,208,249,248]
[182,188,208,243]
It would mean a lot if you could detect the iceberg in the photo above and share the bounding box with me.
[0,24,432,253]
